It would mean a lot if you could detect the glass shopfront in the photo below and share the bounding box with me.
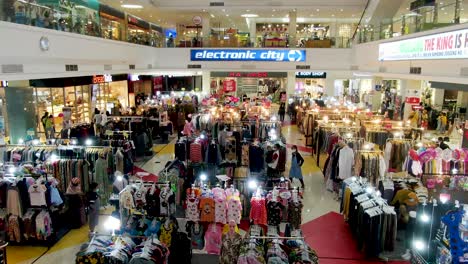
[29,74,128,136]
[295,72,327,98]
[99,4,125,41]
[210,72,287,99]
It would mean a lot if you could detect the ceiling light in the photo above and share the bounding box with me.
[222,9,225,12]
[340,9,343,12]
[210,14,215,18]
[332,14,335,17]
[246,9,250,12]
[273,9,276,12]
[202,9,206,12]
[226,14,229,16]
[121,4,143,9]
[272,14,275,17]
[241,14,258,18]
[316,9,320,11]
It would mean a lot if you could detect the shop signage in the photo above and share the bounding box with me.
[223,80,236,92]
[410,0,435,11]
[229,72,268,78]
[295,72,327,78]
[191,49,306,62]
[92,74,112,84]
[129,74,140,81]
[406,97,421,104]
[379,28,468,61]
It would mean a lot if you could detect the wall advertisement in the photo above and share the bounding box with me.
[378,28,468,61]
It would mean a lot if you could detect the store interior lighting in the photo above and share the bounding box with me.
[85,139,93,146]
[8,167,16,174]
[413,240,425,251]
[420,213,430,223]
[105,215,121,236]
[32,139,40,145]
[248,179,258,190]
[121,4,143,9]
[200,173,207,182]
[18,138,24,144]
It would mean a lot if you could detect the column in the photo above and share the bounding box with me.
[286,71,296,101]
[288,11,297,47]
[372,77,383,112]
[202,13,211,47]
[400,79,422,120]
[202,71,211,95]
[324,78,335,97]
[248,19,257,47]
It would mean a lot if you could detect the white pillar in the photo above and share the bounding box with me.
[249,19,257,47]
[324,78,335,97]
[371,77,383,112]
[286,72,296,101]
[202,71,211,95]
[202,13,211,46]
[288,11,297,47]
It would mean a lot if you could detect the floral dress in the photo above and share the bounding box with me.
[219,232,242,264]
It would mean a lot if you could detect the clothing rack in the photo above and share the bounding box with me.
[248,236,305,240]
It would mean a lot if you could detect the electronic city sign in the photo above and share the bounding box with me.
[190,49,306,62]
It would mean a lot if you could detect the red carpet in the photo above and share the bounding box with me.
[133,166,158,182]
[301,212,409,264]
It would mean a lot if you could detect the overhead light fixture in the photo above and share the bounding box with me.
[340,9,343,12]
[316,8,320,12]
[210,14,215,18]
[121,4,143,9]
[241,14,259,18]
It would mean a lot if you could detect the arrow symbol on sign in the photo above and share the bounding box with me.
[288,50,303,61]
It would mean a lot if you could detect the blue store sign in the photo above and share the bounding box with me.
[190,49,306,62]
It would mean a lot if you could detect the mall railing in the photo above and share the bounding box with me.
[355,0,465,44]
[1,0,352,49]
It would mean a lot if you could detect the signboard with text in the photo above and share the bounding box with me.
[295,72,327,78]
[191,49,306,62]
[379,28,468,61]
[223,80,236,92]
[406,97,421,104]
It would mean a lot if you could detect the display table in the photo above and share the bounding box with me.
[305,39,332,48]
[265,38,287,47]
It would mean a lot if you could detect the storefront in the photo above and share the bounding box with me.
[149,24,164,47]
[29,74,128,136]
[210,72,287,99]
[295,71,326,97]
[99,4,125,41]
[127,14,150,45]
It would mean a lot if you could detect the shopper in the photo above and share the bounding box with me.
[437,113,447,134]
[93,109,102,136]
[278,102,286,122]
[45,115,55,139]
[41,111,49,132]
[421,109,429,130]
[289,145,305,189]
[86,182,100,234]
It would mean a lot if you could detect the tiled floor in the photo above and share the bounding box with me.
[8,124,339,263]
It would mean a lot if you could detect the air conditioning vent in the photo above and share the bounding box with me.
[296,65,311,70]
[2,64,24,73]
[410,67,422,74]
[187,64,202,69]
[460,67,468,76]
[147,64,153,69]
[104,64,112,71]
[379,66,387,73]
[241,64,256,69]
[209,2,224,6]
[350,65,359,70]
[129,64,136,70]
[65,65,78,71]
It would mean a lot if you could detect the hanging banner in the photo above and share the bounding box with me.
[223,80,237,92]
[379,28,468,61]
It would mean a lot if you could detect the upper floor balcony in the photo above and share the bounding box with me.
[356,0,468,44]
[0,0,354,49]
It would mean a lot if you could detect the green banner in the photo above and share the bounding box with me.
[37,0,99,10]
